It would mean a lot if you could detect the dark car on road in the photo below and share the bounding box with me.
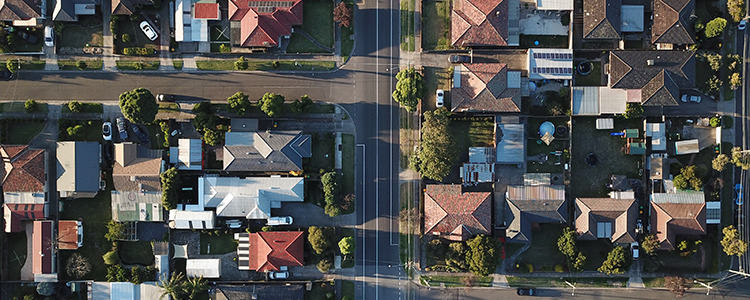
[132,125,150,144]
[116,117,128,141]
[157,94,176,102]
[449,55,470,63]
[517,288,537,296]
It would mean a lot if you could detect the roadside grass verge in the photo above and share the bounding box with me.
[58,60,103,70]
[196,60,335,71]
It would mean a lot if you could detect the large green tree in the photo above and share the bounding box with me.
[392,67,424,112]
[598,246,627,275]
[713,154,730,172]
[465,235,500,276]
[728,0,746,22]
[227,92,251,115]
[673,165,703,191]
[731,147,750,170]
[623,103,643,119]
[119,87,158,124]
[339,236,355,257]
[557,227,577,259]
[721,225,749,256]
[705,17,728,38]
[160,167,180,210]
[418,108,456,181]
[308,226,334,255]
[259,92,285,117]
[159,272,187,300]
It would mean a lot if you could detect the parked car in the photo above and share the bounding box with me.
[268,271,289,280]
[131,125,150,144]
[635,219,643,234]
[736,184,744,205]
[139,21,158,41]
[267,216,293,226]
[436,89,444,108]
[681,94,701,103]
[0,70,13,80]
[116,117,128,140]
[18,31,38,44]
[740,19,747,30]
[448,55,470,63]
[157,94,176,102]
[44,26,54,47]
[516,288,536,296]
[102,122,112,141]
[631,242,639,259]
[225,219,242,229]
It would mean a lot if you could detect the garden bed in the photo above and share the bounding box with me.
[420,275,493,287]
[61,102,103,113]
[116,60,160,70]
[58,60,103,70]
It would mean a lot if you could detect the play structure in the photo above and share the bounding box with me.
[539,121,555,145]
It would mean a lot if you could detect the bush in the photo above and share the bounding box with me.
[122,33,131,43]
[24,99,38,113]
[68,101,82,113]
[110,20,118,35]
[705,17,728,38]
[235,56,248,70]
[271,60,280,68]
[76,60,87,70]
[219,44,230,53]
[317,258,333,273]
[554,264,565,272]
[192,101,212,114]
[103,250,118,265]
[123,47,151,56]
[723,116,734,129]
[710,116,721,127]
[66,124,84,137]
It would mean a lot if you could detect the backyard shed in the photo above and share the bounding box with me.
[596,118,614,129]
[186,259,222,278]
[675,139,700,155]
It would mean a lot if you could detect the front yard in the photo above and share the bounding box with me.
[195,60,335,71]
[422,67,451,112]
[420,275,493,287]
[642,227,721,274]
[4,120,46,144]
[58,16,104,48]
[422,0,451,50]
[58,119,104,142]
[286,0,334,53]
[514,223,566,272]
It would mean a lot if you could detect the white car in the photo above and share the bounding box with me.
[681,94,700,103]
[44,26,54,47]
[139,21,158,41]
[268,271,289,280]
[631,242,639,259]
[436,89,444,108]
[267,216,293,226]
[102,122,112,141]
[740,19,747,30]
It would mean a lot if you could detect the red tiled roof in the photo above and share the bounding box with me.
[451,63,521,113]
[228,0,303,47]
[424,185,492,241]
[4,203,45,232]
[194,3,219,20]
[0,145,45,193]
[33,220,53,275]
[245,231,304,272]
[650,202,706,250]
[452,0,508,47]
[58,220,80,250]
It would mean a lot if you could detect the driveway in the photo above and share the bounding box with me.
[272,202,356,228]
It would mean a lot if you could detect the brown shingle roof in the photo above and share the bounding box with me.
[575,197,637,244]
[451,63,521,113]
[0,145,45,193]
[112,143,161,191]
[451,0,508,47]
[0,0,41,21]
[608,51,695,106]
[652,0,695,45]
[583,0,621,39]
[650,201,706,250]
[424,185,492,241]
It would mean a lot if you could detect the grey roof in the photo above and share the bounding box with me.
[230,118,259,132]
[583,0,621,39]
[608,51,695,105]
[53,0,76,21]
[496,123,525,164]
[651,191,705,203]
[505,185,567,242]
[215,284,304,300]
[199,176,304,219]
[56,141,100,193]
[652,0,695,45]
[223,131,312,172]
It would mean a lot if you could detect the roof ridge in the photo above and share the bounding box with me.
[609,52,632,87]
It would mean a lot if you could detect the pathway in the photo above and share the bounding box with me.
[101,0,117,71]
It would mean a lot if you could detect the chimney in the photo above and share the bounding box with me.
[647,59,655,66]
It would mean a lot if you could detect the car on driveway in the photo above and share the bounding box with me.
[0,70,13,80]
[681,94,701,103]
[268,271,289,280]
[631,242,639,259]
[449,55,470,63]
[140,21,158,41]
[516,288,537,296]
[102,122,112,141]
[740,19,747,30]
[157,94,176,102]
[267,216,293,226]
[436,89,444,108]
[116,117,128,141]
[132,124,150,144]
[44,26,54,47]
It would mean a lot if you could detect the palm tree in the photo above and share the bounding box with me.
[159,272,186,300]
[185,276,209,299]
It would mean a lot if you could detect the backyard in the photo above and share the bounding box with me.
[200,231,238,255]
[447,117,495,182]
[286,0,334,53]
[119,241,155,265]
[573,61,602,86]
[5,120,46,144]
[526,117,568,174]
[421,0,451,50]
[515,223,566,271]
[570,117,642,197]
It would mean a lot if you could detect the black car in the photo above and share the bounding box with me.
[132,125,150,144]
[157,94,176,102]
[0,70,13,80]
[516,288,536,296]
[449,55,470,63]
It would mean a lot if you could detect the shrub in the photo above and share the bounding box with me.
[554,264,565,273]
[705,17,728,38]
[66,124,84,137]
[271,60,280,68]
[219,44,230,53]
[24,99,38,113]
[123,47,151,56]
[192,101,212,114]
[235,56,248,70]
[317,258,333,273]
[103,250,118,265]
[110,20,118,35]
[710,116,721,127]
[68,101,82,113]
[76,60,87,70]
[122,33,131,43]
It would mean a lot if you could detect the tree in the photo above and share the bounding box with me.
[105,220,126,241]
[36,282,56,296]
[731,73,742,90]
[317,258,333,273]
[106,264,129,282]
[706,53,723,71]
[333,2,353,27]
[66,253,92,279]
[713,154,730,172]
[710,116,721,127]
[159,272,187,300]
[185,276,208,299]
[339,236,355,257]
[465,235,500,276]
[235,56,249,70]
[259,92,285,117]
[24,99,38,113]
[102,249,119,265]
[193,112,218,131]
[708,75,722,92]
[322,171,342,217]
[308,226,333,255]
[731,147,750,169]
[673,165,703,191]
[160,167,180,210]
[119,87,158,124]
[192,101,212,114]
[721,225,749,256]
[665,276,691,297]
[131,266,143,284]
[392,67,424,112]
[571,252,587,272]
[705,17,728,38]
[202,128,223,146]
[418,108,456,181]
[291,95,314,113]
[219,44,231,53]
[557,227,577,259]
[68,101,82,113]
[623,103,643,119]
[226,92,251,115]
[67,125,84,137]
[598,246,626,274]
[446,242,468,270]
[728,0,746,22]
[76,60,87,70]
[641,234,659,255]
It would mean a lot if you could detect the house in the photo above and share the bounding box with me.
[505,184,567,242]
[451,0,519,47]
[223,131,311,172]
[451,63,522,113]
[52,0,96,22]
[90,282,166,300]
[528,49,574,80]
[111,0,153,14]
[607,51,695,107]
[424,185,492,241]
[461,147,495,183]
[650,192,707,250]
[111,190,163,222]
[169,139,203,170]
[186,258,221,278]
[652,0,695,49]
[4,203,46,232]
[58,220,83,250]
[0,0,42,25]
[496,122,525,164]
[57,141,101,198]
[168,209,215,229]
[112,142,162,192]
[571,86,628,115]
[236,231,304,272]
[575,196,637,244]
[1,145,47,232]
[175,0,219,42]
[228,0,302,48]
[215,284,305,300]
[583,0,621,39]
[33,220,56,282]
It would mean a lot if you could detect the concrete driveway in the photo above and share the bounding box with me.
[272,202,356,228]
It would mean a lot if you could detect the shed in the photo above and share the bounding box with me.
[675,139,700,155]
[624,129,639,138]
[627,142,646,155]
[596,118,614,130]
[186,259,222,278]
[706,201,720,224]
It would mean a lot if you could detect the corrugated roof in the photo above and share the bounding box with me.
[57,142,100,194]
[187,259,222,278]
[168,210,215,229]
[198,176,303,219]
[496,123,525,164]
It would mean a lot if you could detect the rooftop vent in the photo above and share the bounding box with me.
[647,59,655,66]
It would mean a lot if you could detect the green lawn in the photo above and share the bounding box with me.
[342,24,354,60]
[447,117,495,182]
[341,280,354,299]
[116,60,160,70]
[6,232,27,281]
[114,18,159,53]
[196,60,335,71]
[0,101,48,113]
[6,121,45,144]
[287,34,329,53]
[59,23,103,48]
[517,223,566,270]
[422,0,451,50]
[577,240,613,271]
[643,228,721,273]
[58,174,113,281]
[401,0,416,51]
[58,59,104,70]
[642,277,665,288]
[173,60,184,70]
[286,0,334,52]
[342,134,355,213]
[421,275,493,287]
[570,117,642,197]
[526,137,567,174]
[61,102,103,113]
[20,60,46,70]
[507,276,628,288]
[307,132,336,174]
[119,241,155,265]
[422,67,451,112]
[573,61,602,86]
[519,34,569,48]
[200,231,238,255]
[58,119,104,142]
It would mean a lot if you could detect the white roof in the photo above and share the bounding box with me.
[598,87,627,114]
[176,139,202,170]
[186,259,222,278]
[3,192,45,204]
[651,192,705,203]
[469,147,495,163]
[194,176,304,219]
[528,48,574,80]
[536,0,573,10]
[621,5,644,32]
[155,255,170,282]
[168,210,215,229]
[596,118,614,130]
[675,139,700,155]
[496,123,525,164]
[572,87,627,115]
[91,282,166,300]
[175,0,209,42]
[461,163,494,183]
[646,123,667,151]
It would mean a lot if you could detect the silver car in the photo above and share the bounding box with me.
[140,21,158,41]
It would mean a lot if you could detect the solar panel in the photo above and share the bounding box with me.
[532,52,573,60]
